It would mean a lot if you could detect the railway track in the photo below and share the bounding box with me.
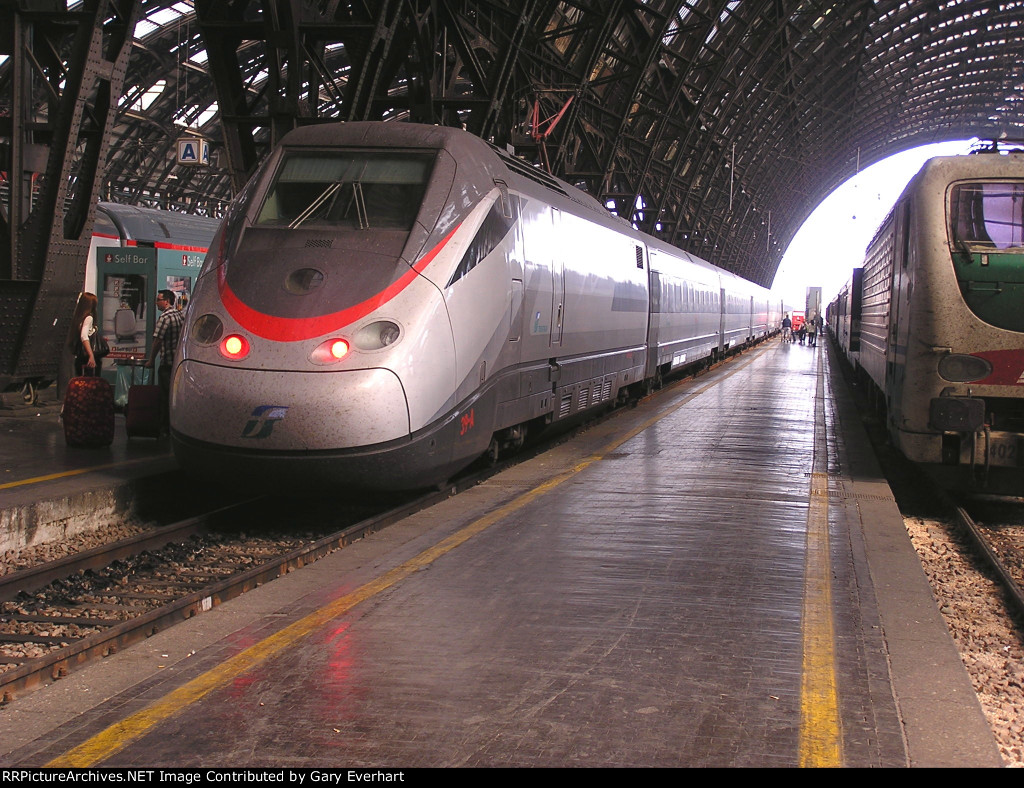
[953,498,1024,624]
[0,486,455,702]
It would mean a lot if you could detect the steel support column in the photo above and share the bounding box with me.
[0,0,141,387]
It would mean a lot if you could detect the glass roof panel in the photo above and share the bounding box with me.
[147,7,186,27]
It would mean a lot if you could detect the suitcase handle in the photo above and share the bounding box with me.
[123,357,148,386]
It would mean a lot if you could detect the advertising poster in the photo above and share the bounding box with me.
[97,247,157,362]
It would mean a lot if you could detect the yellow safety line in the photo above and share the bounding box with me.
[798,352,842,767]
[46,351,763,767]
[0,458,160,491]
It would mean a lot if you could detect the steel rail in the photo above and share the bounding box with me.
[954,505,1024,623]
[0,501,260,603]
[0,485,465,702]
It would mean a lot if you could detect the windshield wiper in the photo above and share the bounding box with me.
[289,180,372,230]
[351,181,369,230]
[289,181,344,229]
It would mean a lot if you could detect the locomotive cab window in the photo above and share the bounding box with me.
[256,151,435,231]
[948,180,1024,332]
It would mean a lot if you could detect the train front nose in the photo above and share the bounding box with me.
[171,361,411,451]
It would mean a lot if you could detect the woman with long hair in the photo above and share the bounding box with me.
[68,292,101,376]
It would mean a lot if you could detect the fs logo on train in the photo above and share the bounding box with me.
[242,405,289,439]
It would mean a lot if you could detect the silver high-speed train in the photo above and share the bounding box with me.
[827,148,1024,493]
[171,122,780,490]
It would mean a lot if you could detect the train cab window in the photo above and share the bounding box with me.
[948,181,1024,332]
[255,151,435,231]
[950,181,1024,249]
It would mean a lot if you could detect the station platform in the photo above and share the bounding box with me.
[0,339,1004,768]
[0,387,180,557]
[0,384,251,557]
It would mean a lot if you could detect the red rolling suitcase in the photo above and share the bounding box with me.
[125,362,162,439]
[63,375,115,448]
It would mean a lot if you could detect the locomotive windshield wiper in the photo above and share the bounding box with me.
[348,160,371,230]
[290,180,371,230]
[289,181,344,229]
[351,181,369,230]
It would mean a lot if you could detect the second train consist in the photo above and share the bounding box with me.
[828,148,1024,493]
[171,122,781,490]
[88,202,222,296]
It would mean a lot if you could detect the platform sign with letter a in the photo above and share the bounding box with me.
[177,136,210,166]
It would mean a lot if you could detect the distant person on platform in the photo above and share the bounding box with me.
[145,290,184,434]
[781,313,792,343]
[806,315,818,347]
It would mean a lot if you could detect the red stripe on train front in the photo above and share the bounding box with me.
[973,349,1024,386]
[217,225,460,342]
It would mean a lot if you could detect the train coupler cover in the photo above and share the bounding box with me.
[929,396,986,433]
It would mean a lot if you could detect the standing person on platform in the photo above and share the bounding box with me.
[806,314,818,347]
[68,292,102,378]
[781,313,792,343]
[145,290,184,434]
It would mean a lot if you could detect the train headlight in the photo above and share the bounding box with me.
[937,353,993,382]
[311,338,350,364]
[354,320,402,351]
[191,314,224,345]
[220,334,250,360]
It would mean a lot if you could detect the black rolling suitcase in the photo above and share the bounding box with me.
[63,373,115,448]
[125,361,162,438]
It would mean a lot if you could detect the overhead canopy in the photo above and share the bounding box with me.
[7,0,1024,288]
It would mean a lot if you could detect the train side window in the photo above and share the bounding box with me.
[446,201,515,288]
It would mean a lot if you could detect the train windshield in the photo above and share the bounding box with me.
[948,180,1024,332]
[950,181,1024,249]
[255,151,434,230]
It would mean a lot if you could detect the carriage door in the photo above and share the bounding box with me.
[495,181,523,344]
[550,207,565,347]
[718,286,727,353]
[886,199,913,429]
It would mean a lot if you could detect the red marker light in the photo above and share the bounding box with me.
[330,339,350,360]
[311,337,350,364]
[220,334,250,360]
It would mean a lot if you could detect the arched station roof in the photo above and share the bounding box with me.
[5,0,1024,288]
